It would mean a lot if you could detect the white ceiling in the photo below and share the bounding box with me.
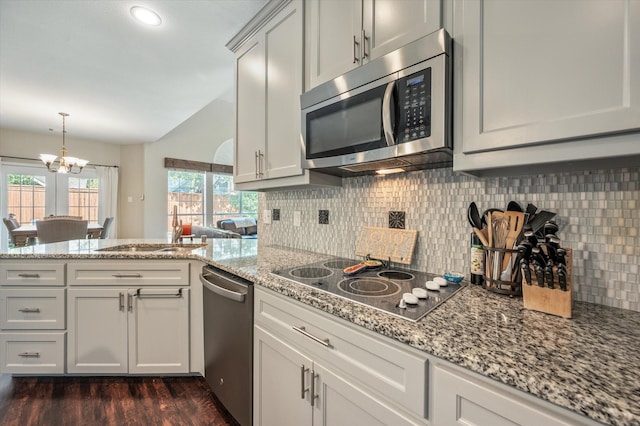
[0,0,267,144]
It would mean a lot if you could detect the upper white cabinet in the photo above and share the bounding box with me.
[453,0,640,174]
[305,0,442,90]
[230,0,342,191]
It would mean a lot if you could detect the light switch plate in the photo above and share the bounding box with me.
[293,211,301,227]
[263,209,272,224]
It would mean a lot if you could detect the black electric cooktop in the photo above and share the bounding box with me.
[271,257,463,322]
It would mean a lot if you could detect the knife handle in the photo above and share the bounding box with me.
[545,261,554,289]
[533,261,545,287]
[557,265,567,291]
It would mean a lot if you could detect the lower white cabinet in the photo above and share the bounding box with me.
[255,325,418,426]
[0,332,65,374]
[67,287,190,374]
[432,364,601,426]
[254,287,428,426]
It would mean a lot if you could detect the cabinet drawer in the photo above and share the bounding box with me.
[255,287,428,418]
[67,262,189,286]
[0,289,65,330]
[0,263,65,286]
[0,332,65,374]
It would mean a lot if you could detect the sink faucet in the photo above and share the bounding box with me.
[171,206,182,243]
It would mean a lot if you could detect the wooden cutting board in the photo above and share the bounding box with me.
[354,226,418,265]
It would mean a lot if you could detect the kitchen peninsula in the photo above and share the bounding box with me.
[1,239,638,426]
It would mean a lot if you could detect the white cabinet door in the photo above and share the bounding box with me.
[314,362,418,426]
[254,325,312,426]
[456,0,640,155]
[264,0,305,180]
[306,0,362,89]
[234,0,306,186]
[363,0,441,60]
[235,38,266,184]
[128,288,189,374]
[432,364,600,426]
[67,288,128,374]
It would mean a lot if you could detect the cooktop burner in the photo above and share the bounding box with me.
[289,267,333,279]
[271,257,464,322]
[338,278,401,297]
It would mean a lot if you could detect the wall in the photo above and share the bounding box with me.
[0,127,121,167]
[119,144,145,238]
[260,166,640,312]
[142,96,234,238]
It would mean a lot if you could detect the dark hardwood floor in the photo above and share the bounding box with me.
[0,374,240,426]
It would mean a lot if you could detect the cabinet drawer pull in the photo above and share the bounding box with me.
[292,325,330,348]
[135,288,183,298]
[18,308,41,313]
[17,273,40,278]
[300,365,309,399]
[112,273,142,278]
[18,352,40,358]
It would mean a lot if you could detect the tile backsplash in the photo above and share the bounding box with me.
[259,167,640,312]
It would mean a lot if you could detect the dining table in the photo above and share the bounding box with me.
[11,223,104,247]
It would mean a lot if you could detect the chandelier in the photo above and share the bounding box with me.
[39,112,89,174]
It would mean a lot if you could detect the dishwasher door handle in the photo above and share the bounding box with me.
[200,273,246,302]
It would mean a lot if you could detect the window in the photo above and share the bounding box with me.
[68,177,99,222]
[6,173,47,225]
[212,174,257,223]
[168,170,205,228]
[166,171,257,232]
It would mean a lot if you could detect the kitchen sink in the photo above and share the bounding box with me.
[96,243,207,253]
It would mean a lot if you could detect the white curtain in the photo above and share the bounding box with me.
[96,165,119,238]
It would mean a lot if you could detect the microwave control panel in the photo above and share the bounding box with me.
[396,68,432,143]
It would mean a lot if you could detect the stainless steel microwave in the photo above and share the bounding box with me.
[300,29,452,176]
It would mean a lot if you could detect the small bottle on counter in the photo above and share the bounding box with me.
[470,232,484,285]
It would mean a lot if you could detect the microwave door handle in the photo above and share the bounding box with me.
[382,81,396,146]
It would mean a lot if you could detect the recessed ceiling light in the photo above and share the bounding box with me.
[130,6,162,26]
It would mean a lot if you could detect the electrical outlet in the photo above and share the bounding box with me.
[263,209,272,224]
[293,211,301,227]
[272,209,280,221]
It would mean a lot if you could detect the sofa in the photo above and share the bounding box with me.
[191,225,241,239]
[216,218,257,239]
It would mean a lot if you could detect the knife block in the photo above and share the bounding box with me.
[522,248,573,319]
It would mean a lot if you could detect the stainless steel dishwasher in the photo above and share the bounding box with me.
[200,265,253,426]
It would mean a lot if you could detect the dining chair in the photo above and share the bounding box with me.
[36,219,88,244]
[3,217,20,245]
[100,217,114,239]
[43,215,83,220]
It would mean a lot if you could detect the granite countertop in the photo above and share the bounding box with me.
[2,239,639,425]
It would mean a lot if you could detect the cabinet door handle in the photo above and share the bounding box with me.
[18,308,41,313]
[112,273,142,278]
[300,365,309,399]
[127,293,133,312]
[292,325,330,347]
[353,35,360,63]
[17,273,40,278]
[361,29,369,60]
[135,288,183,298]
[18,352,40,358]
[255,151,259,179]
[258,150,264,178]
[311,370,318,407]
[119,292,125,311]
